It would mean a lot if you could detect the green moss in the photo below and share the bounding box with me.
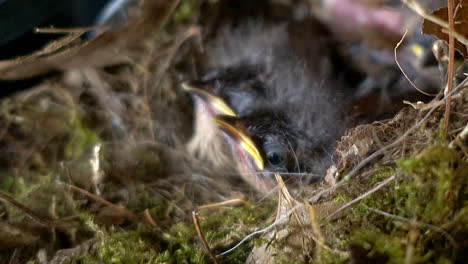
[75,230,160,264]
[72,201,275,264]
[6,174,78,222]
[352,230,406,264]
[314,248,348,264]
[161,222,205,264]
[346,143,468,263]
[131,184,168,216]
[368,167,395,186]
[160,200,275,263]
[397,144,467,224]
[65,117,100,160]
[221,243,252,264]
[274,253,307,264]
[0,174,14,191]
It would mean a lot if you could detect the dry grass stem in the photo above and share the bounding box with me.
[143,209,159,228]
[197,199,251,210]
[192,211,221,264]
[35,26,101,34]
[217,224,274,257]
[326,174,396,221]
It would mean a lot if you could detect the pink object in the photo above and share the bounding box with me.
[324,0,404,37]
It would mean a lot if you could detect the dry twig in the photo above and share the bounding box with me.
[192,211,221,264]
[197,198,251,210]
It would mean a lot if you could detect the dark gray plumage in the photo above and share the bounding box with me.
[186,19,353,192]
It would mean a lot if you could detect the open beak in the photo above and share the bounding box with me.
[213,116,264,170]
[181,82,236,117]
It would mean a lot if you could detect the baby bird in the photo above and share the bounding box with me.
[185,19,353,193]
[211,58,348,192]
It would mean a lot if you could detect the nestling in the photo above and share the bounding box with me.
[185,19,354,193]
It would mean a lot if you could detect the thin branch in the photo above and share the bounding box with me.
[445,0,456,137]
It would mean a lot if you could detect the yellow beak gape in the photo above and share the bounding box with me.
[213,118,265,170]
[181,83,236,117]
[183,82,262,169]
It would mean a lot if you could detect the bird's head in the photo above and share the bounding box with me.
[213,110,324,193]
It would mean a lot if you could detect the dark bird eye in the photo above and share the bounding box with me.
[267,152,284,166]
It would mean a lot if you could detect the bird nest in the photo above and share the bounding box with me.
[0,0,467,263]
[333,87,467,182]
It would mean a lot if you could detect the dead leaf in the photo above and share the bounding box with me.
[422,0,468,57]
